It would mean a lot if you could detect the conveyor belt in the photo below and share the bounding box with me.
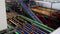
[8,20,30,34]
[12,17,46,34]
[14,18,46,32]
[8,19,44,34]
[16,16,50,33]
[7,16,52,34]
[12,18,34,33]
[7,18,35,32]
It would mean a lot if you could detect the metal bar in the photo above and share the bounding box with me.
[25,23,50,34]
[8,19,31,34]
[15,17,45,33]
[17,15,54,32]
[12,18,38,33]
[24,23,45,34]
[16,16,50,33]
[7,24,19,34]
[8,18,45,34]
[12,18,32,33]
[17,0,42,23]
[7,24,23,34]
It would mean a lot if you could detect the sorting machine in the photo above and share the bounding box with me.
[4,0,60,34]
